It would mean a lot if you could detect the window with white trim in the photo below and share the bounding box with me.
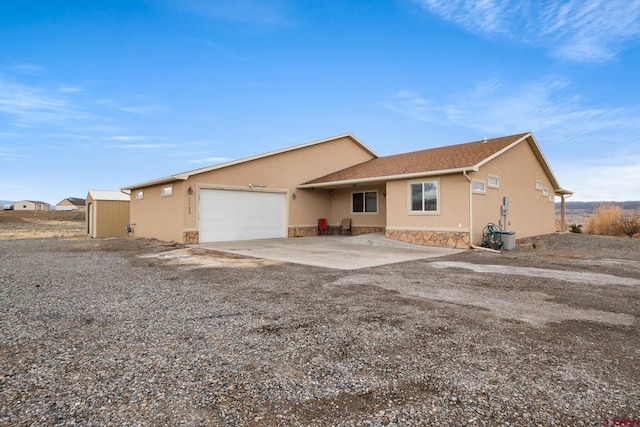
[542,187,549,197]
[487,175,499,189]
[352,191,378,214]
[135,190,144,200]
[162,185,173,196]
[472,181,487,194]
[535,180,543,190]
[410,180,439,212]
[548,195,555,202]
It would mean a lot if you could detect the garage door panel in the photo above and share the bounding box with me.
[199,189,286,242]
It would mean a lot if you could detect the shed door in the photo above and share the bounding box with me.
[199,189,287,242]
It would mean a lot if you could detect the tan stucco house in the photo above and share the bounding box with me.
[121,132,571,248]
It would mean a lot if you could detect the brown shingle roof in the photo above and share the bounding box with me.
[303,133,530,186]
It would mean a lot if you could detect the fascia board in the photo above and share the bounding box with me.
[298,167,476,188]
[121,175,184,190]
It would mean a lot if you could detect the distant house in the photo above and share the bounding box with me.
[14,200,51,212]
[86,190,130,238]
[121,132,572,248]
[56,197,86,212]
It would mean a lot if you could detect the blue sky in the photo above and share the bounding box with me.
[1,0,639,204]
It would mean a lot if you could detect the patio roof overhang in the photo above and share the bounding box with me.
[297,166,477,190]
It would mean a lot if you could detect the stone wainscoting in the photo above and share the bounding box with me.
[183,231,199,244]
[386,230,469,249]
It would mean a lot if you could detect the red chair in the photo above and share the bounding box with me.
[318,218,329,235]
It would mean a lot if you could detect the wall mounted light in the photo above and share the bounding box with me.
[292,192,297,200]
[187,186,193,195]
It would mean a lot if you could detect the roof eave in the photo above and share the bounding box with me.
[298,167,476,188]
[121,175,185,191]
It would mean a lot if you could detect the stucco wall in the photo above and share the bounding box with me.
[385,174,470,232]
[128,136,376,243]
[129,181,185,242]
[383,139,557,246]
[469,140,556,243]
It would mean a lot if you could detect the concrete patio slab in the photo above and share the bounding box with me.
[194,233,465,270]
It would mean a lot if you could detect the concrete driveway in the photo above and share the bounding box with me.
[195,233,464,270]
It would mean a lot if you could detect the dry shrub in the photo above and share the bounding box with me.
[584,203,624,236]
[620,208,640,237]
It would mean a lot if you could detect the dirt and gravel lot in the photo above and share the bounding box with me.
[1,212,639,426]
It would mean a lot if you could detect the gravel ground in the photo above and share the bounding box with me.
[1,234,639,426]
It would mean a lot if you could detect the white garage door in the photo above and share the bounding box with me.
[199,189,287,242]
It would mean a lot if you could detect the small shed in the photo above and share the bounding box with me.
[86,190,130,238]
[14,200,51,211]
[56,197,86,212]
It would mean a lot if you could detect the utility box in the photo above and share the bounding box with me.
[500,231,516,250]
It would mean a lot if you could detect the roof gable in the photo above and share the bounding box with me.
[302,133,531,187]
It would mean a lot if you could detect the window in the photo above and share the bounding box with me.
[161,185,173,196]
[548,195,555,202]
[135,190,144,200]
[472,181,487,193]
[535,180,543,190]
[352,191,378,213]
[410,180,439,212]
[542,187,549,197]
[487,175,499,188]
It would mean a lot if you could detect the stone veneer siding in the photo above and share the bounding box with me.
[183,231,199,244]
[386,230,469,249]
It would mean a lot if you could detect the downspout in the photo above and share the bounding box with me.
[463,171,501,254]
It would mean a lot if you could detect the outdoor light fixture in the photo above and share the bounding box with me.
[187,186,193,195]
[292,192,297,200]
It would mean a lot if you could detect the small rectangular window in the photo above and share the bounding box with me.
[536,180,543,190]
[542,187,549,196]
[352,191,378,213]
[410,180,439,212]
[472,181,486,193]
[162,185,173,196]
[548,195,555,202]
[135,190,144,200]
[487,175,499,188]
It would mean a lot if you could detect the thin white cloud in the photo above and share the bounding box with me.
[58,86,83,94]
[0,77,96,126]
[382,78,638,147]
[412,0,640,62]
[0,147,26,160]
[102,135,152,142]
[95,97,163,115]
[189,156,233,164]
[557,156,640,201]
[105,143,176,150]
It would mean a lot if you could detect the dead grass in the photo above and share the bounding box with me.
[583,203,640,237]
[0,210,85,240]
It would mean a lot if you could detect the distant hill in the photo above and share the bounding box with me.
[556,201,640,212]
